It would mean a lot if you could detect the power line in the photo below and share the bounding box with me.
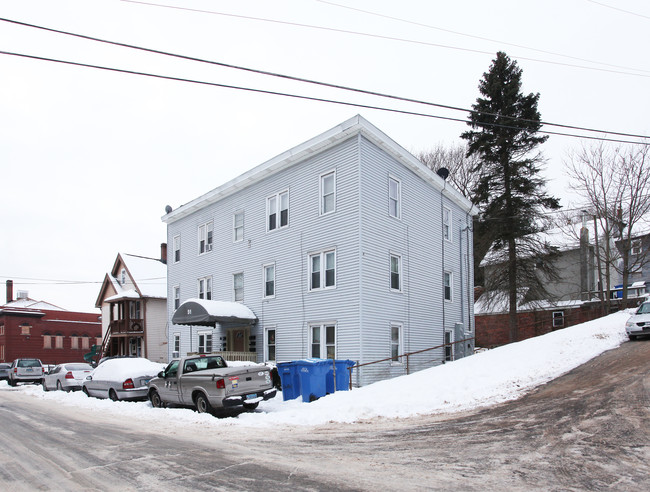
[587,0,650,20]
[2,17,648,141]
[316,0,650,75]
[1,49,647,146]
[118,0,650,79]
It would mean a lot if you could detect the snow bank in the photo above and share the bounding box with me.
[1,310,631,428]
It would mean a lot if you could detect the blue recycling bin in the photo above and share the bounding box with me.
[278,359,355,402]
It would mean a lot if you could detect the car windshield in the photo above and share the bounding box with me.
[18,360,41,368]
[636,302,650,314]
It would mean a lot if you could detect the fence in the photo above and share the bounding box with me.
[348,337,475,389]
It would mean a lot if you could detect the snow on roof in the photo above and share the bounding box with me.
[191,298,256,320]
[2,298,67,311]
[105,289,141,302]
[120,254,167,299]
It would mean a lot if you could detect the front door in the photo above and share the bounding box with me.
[232,328,247,352]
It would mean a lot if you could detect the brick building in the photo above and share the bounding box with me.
[0,281,101,365]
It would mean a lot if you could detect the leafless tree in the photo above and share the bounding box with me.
[565,142,650,309]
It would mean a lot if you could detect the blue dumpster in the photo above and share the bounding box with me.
[278,359,355,402]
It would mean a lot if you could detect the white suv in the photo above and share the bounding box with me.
[8,358,44,386]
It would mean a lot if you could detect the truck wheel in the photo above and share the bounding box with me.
[42,380,49,392]
[149,389,164,408]
[8,378,16,387]
[195,393,212,414]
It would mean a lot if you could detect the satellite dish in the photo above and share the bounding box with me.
[437,167,450,180]
[165,205,173,214]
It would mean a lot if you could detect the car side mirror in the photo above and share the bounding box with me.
[158,371,165,378]
[85,375,92,381]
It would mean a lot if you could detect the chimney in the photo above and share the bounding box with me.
[160,243,168,264]
[6,280,13,304]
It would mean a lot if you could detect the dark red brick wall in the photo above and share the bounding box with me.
[475,302,609,348]
[0,309,101,365]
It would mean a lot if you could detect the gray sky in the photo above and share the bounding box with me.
[1,0,648,312]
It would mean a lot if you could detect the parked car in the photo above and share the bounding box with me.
[0,363,11,381]
[7,358,44,386]
[148,355,276,414]
[625,301,650,340]
[82,357,164,401]
[42,363,93,392]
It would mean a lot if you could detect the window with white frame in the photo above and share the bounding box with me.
[263,264,275,298]
[198,276,212,300]
[320,171,336,215]
[198,331,212,354]
[552,311,565,328]
[389,176,401,218]
[310,250,336,291]
[443,206,452,241]
[265,327,276,362]
[310,323,336,359]
[172,333,180,358]
[444,330,454,361]
[233,272,244,302]
[632,239,642,255]
[198,221,213,254]
[391,323,402,363]
[390,254,402,291]
[173,286,180,310]
[267,191,289,231]
[444,271,452,301]
[234,211,244,242]
[173,235,181,263]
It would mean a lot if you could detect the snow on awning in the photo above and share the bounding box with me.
[172,298,257,327]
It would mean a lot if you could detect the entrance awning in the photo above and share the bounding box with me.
[172,298,257,328]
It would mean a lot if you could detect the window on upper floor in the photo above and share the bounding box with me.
[443,206,452,242]
[129,300,141,320]
[310,323,336,359]
[173,235,181,263]
[121,269,126,285]
[444,271,452,301]
[198,221,213,254]
[389,176,401,219]
[263,264,275,298]
[632,239,642,256]
[173,286,180,310]
[390,254,402,292]
[267,191,289,231]
[198,276,212,300]
[234,211,244,242]
[310,250,336,291]
[320,171,336,215]
[233,272,244,302]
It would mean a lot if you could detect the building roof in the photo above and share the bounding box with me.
[1,297,66,311]
[96,253,167,307]
[162,114,478,224]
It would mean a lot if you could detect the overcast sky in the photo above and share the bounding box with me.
[1,0,648,312]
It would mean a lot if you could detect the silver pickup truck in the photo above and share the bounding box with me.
[147,355,276,414]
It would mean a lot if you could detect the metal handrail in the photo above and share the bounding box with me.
[348,337,475,389]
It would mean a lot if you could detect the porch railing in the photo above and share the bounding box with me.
[186,351,258,362]
[108,319,144,334]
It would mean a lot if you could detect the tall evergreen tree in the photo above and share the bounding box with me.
[462,52,560,342]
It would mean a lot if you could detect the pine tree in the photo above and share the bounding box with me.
[462,52,560,342]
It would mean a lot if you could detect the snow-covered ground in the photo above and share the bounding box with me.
[0,310,632,428]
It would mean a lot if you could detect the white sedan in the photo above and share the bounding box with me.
[625,301,650,340]
[82,357,165,401]
[42,363,93,392]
